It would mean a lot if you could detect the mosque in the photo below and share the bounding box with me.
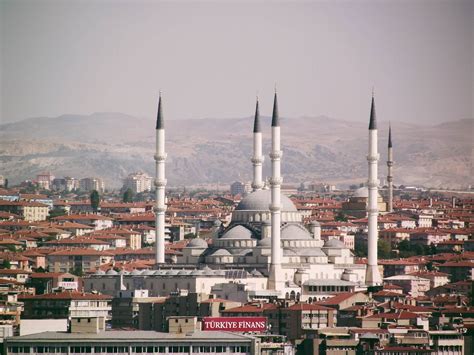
[86,91,389,299]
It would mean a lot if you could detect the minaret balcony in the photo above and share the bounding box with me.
[387,161,393,167]
[366,208,379,214]
[269,177,283,186]
[367,181,379,188]
[154,206,167,213]
[366,154,380,162]
[270,151,283,160]
[251,157,264,164]
[154,153,167,161]
[154,179,167,187]
[269,204,282,212]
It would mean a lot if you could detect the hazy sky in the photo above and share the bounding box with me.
[1,0,473,125]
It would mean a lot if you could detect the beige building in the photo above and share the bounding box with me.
[20,291,111,320]
[341,187,387,218]
[383,275,431,297]
[0,200,49,222]
[47,249,114,273]
[123,172,152,194]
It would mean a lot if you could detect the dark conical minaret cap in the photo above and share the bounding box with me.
[253,97,261,133]
[156,92,164,130]
[388,123,393,148]
[271,88,280,127]
[369,90,377,130]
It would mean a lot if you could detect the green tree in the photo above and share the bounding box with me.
[123,188,134,203]
[378,240,392,259]
[354,240,368,257]
[184,233,196,240]
[1,259,11,269]
[48,207,67,220]
[90,190,100,212]
[71,265,84,277]
[335,212,348,222]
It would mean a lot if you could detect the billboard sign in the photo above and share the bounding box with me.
[202,317,267,332]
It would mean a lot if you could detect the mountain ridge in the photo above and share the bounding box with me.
[1,113,472,189]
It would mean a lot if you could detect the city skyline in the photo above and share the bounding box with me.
[1,0,473,125]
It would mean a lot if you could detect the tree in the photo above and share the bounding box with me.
[71,265,84,277]
[123,188,134,203]
[378,240,392,259]
[90,190,100,212]
[1,259,11,269]
[48,207,67,220]
[354,240,368,257]
[335,212,348,222]
[4,178,8,189]
[184,233,196,240]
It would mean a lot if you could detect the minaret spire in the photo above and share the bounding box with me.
[387,123,394,212]
[251,97,264,191]
[154,92,167,265]
[369,92,377,130]
[268,90,284,291]
[365,93,382,286]
[271,88,280,127]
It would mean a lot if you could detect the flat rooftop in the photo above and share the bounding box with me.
[6,330,256,343]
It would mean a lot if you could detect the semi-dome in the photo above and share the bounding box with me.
[281,224,313,240]
[187,238,208,248]
[235,189,297,212]
[323,239,346,248]
[211,249,232,257]
[257,238,272,247]
[220,225,253,240]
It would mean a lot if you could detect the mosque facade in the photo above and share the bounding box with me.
[86,91,384,300]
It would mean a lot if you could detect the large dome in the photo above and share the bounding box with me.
[221,225,253,240]
[352,187,382,199]
[235,189,297,212]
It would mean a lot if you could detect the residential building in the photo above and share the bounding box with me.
[47,249,114,273]
[19,291,111,320]
[123,172,153,194]
[36,173,54,190]
[79,178,105,193]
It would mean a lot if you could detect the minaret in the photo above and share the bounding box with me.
[365,93,383,286]
[251,97,264,191]
[154,93,167,265]
[387,124,393,212]
[268,90,284,290]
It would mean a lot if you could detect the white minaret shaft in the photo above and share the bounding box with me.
[387,124,393,212]
[365,95,382,286]
[251,98,264,191]
[268,91,283,290]
[154,93,167,264]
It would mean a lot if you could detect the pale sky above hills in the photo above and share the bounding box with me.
[1,0,473,125]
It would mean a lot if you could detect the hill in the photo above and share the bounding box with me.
[0,113,472,189]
